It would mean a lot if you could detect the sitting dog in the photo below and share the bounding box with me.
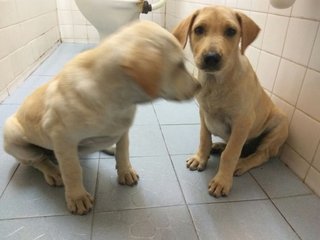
[172,6,289,197]
[3,21,200,214]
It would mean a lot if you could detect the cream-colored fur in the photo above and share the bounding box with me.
[3,21,200,215]
[173,6,289,197]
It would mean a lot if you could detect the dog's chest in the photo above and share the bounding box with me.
[203,108,231,140]
[197,89,232,141]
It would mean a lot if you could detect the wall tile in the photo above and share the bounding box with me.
[271,94,294,122]
[245,46,260,70]
[281,144,309,180]
[73,25,87,39]
[71,0,79,11]
[273,59,306,105]
[297,70,320,122]
[140,13,153,21]
[237,0,252,10]
[305,167,320,196]
[71,11,87,25]
[292,0,320,21]
[166,15,178,32]
[20,12,57,46]
[175,1,203,20]
[46,26,60,48]
[0,25,21,59]
[256,51,280,91]
[58,10,73,25]
[283,18,318,66]
[225,0,236,7]
[0,0,19,28]
[60,25,74,39]
[287,110,320,162]
[16,0,56,22]
[57,0,72,10]
[11,45,34,78]
[166,0,176,16]
[309,28,320,72]
[251,0,269,12]
[87,25,99,42]
[152,13,165,27]
[0,56,14,90]
[262,14,289,56]
[250,12,267,49]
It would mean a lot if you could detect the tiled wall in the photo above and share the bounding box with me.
[166,0,320,196]
[56,0,165,43]
[0,0,60,101]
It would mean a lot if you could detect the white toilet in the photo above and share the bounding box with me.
[75,0,166,40]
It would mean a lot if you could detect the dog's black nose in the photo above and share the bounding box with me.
[203,52,221,69]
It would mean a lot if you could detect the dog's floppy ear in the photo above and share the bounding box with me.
[172,10,199,49]
[236,12,260,54]
[121,43,163,98]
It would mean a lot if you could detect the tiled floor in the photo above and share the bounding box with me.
[0,43,319,240]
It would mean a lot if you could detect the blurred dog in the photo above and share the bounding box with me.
[3,21,200,214]
[173,6,288,197]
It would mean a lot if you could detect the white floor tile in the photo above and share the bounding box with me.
[95,156,184,212]
[250,158,312,198]
[172,155,267,204]
[0,214,93,240]
[273,195,320,240]
[0,159,99,219]
[92,206,197,240]
[190,200,300,240]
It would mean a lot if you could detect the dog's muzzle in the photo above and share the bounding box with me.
[202,52,222,71]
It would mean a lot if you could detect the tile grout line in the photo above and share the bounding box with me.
[151,102,201,240]
[249,171,303,240]
[0,163,20,200]
[93,203,187,215]
[89,157,101,240]
[269,198,303,240]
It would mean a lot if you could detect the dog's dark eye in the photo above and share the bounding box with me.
[225,27,237,37]
[194,26,205,36]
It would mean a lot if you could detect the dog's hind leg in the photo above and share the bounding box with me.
[3,117,62,186]
[234,111,289,176]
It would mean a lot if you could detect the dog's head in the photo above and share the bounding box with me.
[120,21,200,101]
[172,6,260,74]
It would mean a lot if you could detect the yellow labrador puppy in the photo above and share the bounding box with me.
[3,21,200,215]
[173,6,289,197]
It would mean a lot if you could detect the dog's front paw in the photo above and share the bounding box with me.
[186,155,207,171]
[117,168,139,186]
[65,190,94,215]
[208,174,233,197]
